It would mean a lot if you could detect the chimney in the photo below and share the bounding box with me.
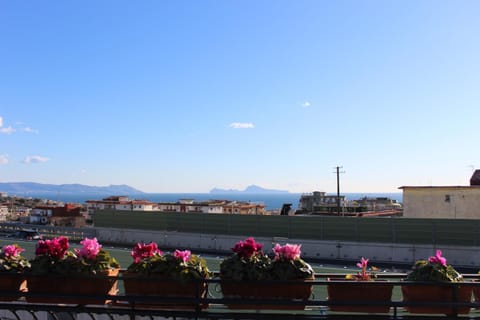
[470,170,480,186]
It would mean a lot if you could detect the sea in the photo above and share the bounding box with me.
[23,192,403,211]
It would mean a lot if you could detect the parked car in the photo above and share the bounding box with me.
[7,229,43,240]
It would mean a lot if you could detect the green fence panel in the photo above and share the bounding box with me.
[356,218,394,243]
[394,219,434,244]
[432,219,477,246]
[256,215,290,238]
[227,215,259,236]
[177,213,205,233]
[201,214,231,234]
[289,216,324,240]
[93,210,480,247]
[322,217,358,241]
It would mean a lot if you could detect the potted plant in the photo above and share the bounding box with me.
[0,244,30,301]
[26,236,120,305]
[219,237,315,310]
[123,242,211,309]
[402,249,472,315]
[326,257,393,313]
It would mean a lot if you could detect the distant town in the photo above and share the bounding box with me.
[3,169,480,229]
[0,191,404,229]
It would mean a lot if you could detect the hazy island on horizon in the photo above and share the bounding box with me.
[0,182,145,195]
[209,184,289,194]
[0,182,290,196]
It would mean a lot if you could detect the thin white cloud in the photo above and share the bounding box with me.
[229,122,254,129]
[23,155,50,164]
[23,127,39,134]
[0,126,15,134]
[301,101,311,108]
[0,155,8,165]
[0,116,15,134]
[0,117,37,134]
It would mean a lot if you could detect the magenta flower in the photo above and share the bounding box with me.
[357,257,369,280]
[131,242,162,263]
[174,249,191,263]
[232,237,263,259]
[357,257,369,269]
[273,243,302,261]
[2,244,25,258]
[35,236,69,260]
[428,249,447,267]
[77,237,102,260]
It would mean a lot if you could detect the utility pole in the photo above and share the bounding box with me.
[334,166,345,215]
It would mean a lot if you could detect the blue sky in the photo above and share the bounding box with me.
[1,1,479,193]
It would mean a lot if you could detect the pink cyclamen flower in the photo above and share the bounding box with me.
[273,243,301,261]
[174,249,191,263]
[232,237,263,259]
[35,236,69,260]
[357,257,369,280]
[357,257,369,269]
[428,249,447,267]
[131,242,162,263]
[77,237,102,260]
[2,244,24,258]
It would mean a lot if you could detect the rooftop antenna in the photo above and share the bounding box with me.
[333,166,345,215]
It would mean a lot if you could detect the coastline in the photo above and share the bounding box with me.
[18,192,403,210]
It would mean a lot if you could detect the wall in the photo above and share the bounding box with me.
[93,210,480,246]
[403,186,480,219]
[94,227,480,270]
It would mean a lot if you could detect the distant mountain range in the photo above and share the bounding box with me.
[210,185,289,194]
[0,182,145,195]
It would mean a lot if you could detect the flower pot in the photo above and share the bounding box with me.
[472,280,480,304]
[0,273,27,301]
[401,283,472,315]
[122,272,208,310]
[26,268,119,305]
[327,279,393,313]
[220,278,314,310]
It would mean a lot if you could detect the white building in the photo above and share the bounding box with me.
[400,170,480,219]
[0,205,9,221]
[86,196,158,216]
[87,196,265,215]
[30,207,53,224]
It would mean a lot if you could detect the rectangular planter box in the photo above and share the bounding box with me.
[327,279,393,313]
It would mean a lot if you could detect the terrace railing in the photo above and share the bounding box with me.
[0,272,480,319]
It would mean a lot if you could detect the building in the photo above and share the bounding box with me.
[144,198,266,215]
[87,196,266,215]
[400,170,480,219]
[0,205,8,221]
[86,196,159,216]
[351,196,402,211]
[296,191,402,216]
[297,191,347,214]
[30,203,86,227]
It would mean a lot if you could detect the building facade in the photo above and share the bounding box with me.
[400,169,480,219]
[87,196,266,215]
[86,196,158,216]
[400,186,480,219]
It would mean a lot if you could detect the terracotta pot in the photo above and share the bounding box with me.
[401,283,472,315]
[472,280,480,303]
[0,273,27,301]
[26,268,119,305]
[220,277,314,310]
[122,272,208,309]
[327,279,393,313]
